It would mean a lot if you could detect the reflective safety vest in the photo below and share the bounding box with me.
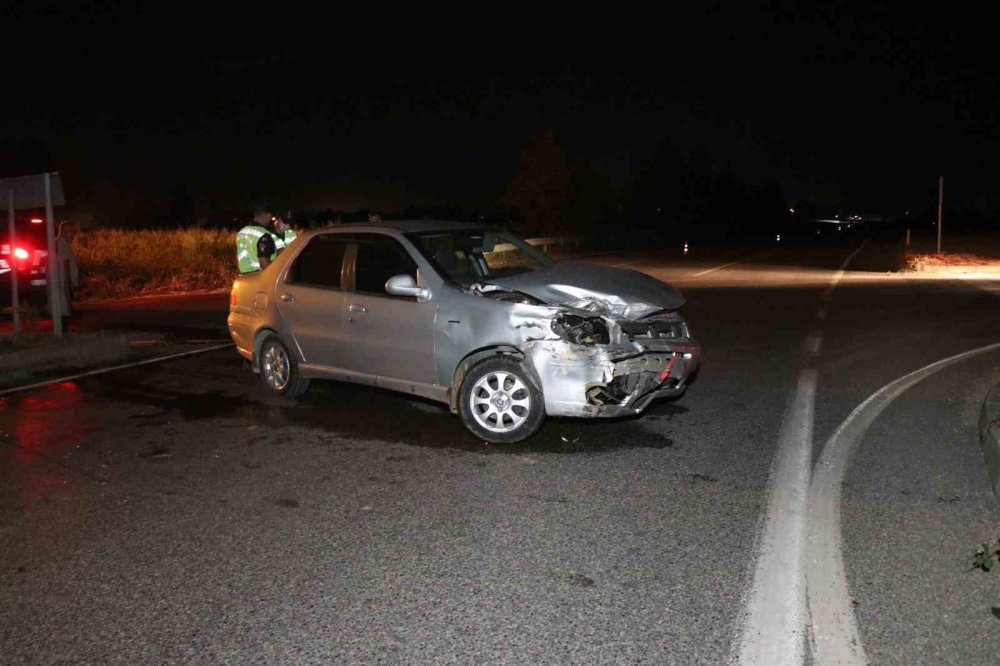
[236,225,298,273]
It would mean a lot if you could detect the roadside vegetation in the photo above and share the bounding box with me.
[74,228,234,300]
[68,226,1000,300]
[904,230,1000,274]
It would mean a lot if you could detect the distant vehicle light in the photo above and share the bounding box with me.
[776,234,781,242]
[30,218,43,224]
[13,247,29,260]
[683,242,689,255]
[789,208,795,214]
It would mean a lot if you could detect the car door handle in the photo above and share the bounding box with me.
[348,304,367,313]
[280,293,295,302]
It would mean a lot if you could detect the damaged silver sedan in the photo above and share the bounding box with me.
[227,221,700,443]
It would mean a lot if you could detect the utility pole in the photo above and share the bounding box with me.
[45,172,63,337]
[7,190,19,336]
[936,176,944,254]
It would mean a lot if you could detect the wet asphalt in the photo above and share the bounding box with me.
[2,239,1000,664]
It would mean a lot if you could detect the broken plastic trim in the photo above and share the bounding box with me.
[586,384,619,406]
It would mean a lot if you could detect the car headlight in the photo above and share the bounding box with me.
[551,313,610,346]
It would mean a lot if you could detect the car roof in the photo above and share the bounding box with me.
[314,220,494,234]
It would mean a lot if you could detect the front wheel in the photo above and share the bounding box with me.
[258,335,310,397]
[458,356,545,443]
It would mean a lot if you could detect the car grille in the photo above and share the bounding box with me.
[619,319,690,341]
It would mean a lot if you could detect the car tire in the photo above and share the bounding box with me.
[458,356,545,443]
[258,335,310,397]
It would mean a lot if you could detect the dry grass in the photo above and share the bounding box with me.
[904,252,998,272]
[74,228,235,299]
[903,231,1000,273]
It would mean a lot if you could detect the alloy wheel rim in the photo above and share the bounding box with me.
[262,344,290,391]
[470,371,531,433]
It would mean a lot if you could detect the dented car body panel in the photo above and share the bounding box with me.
[228,221,700,421]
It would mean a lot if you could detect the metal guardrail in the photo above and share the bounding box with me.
[493,235,590,255]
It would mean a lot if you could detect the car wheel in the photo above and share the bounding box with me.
[459,356,545,443]
[259,335,310,397]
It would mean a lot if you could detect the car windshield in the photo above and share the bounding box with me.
[406,229,556,286]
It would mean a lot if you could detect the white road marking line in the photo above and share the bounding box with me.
[737,240,868,665]
[805,340,1000,665]
[690,257,748,278]
[821,240,869,299]
[804,332,823,356]
[0,343,233,397]
[737,368,817,666]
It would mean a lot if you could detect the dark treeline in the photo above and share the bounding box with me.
[54,130,1000,239]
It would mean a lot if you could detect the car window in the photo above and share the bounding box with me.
[407,229,554,287]
[288,235,348,288]
[354,235,418,296]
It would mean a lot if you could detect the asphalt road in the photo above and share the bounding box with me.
[3,237,1000,664]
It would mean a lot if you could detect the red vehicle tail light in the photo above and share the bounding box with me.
[13,247,29,260]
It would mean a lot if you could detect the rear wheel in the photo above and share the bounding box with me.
[259,335,310,397]
[458,356,545,443]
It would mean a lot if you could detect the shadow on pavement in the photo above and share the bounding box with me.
[78,358,684,454]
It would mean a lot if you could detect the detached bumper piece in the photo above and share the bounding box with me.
[584,344,699,417]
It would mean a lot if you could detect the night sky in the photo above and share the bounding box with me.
[3,2,997,224]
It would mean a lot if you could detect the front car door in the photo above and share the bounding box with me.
[275,233,351,369]
[344,233,438,385]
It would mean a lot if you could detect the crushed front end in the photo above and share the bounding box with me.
[525,310,700,418]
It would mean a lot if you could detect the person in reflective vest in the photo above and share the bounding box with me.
[236,204,298,273]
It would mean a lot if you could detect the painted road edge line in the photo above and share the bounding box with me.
[736,369,817,666]
[805,341,1000,665]
[0,343,234,397]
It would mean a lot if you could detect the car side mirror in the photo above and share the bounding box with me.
[385,274,431,302]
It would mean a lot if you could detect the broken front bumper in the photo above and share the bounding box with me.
[527,339,701,418]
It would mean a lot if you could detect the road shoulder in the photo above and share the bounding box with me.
[978,381,1000,504]
[842,352,1000,664]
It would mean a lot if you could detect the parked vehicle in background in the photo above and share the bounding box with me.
[228,221,700,443]
[0,215,49,311]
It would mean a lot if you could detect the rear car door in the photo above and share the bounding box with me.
[345,234,438,384]
[276,234,351,369]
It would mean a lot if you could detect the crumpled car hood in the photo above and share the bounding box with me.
[487,262,685,319]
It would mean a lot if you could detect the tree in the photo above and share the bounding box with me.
[504,131,571,236]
